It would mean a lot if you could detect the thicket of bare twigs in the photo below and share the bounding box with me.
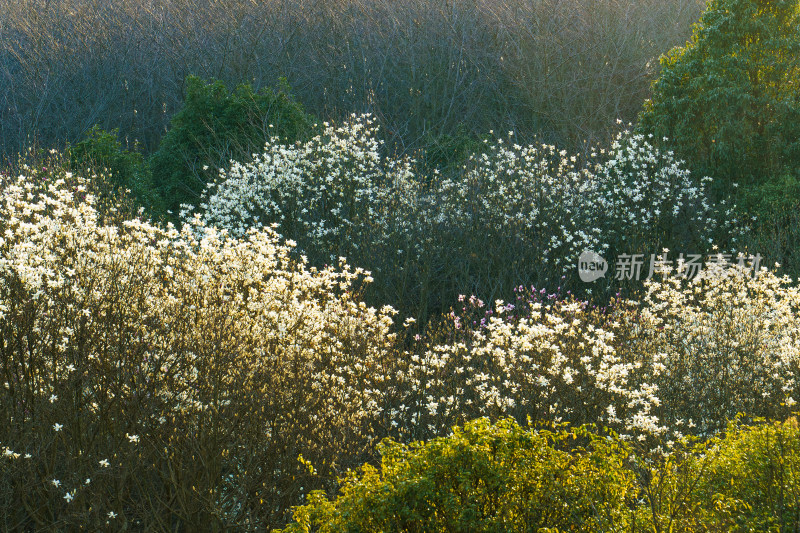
[0,0,703,159]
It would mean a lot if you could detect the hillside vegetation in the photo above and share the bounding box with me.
[3,0,800,530]
[0,0,703,158]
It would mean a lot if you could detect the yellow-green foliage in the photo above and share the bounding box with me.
[278,418,637,533]
[640,418,800,532]
[282,418,800,532]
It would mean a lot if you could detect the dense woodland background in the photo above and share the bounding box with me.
[0,0,703,158]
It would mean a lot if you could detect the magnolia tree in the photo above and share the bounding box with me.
[0,170,398,529]
[633,259,800,442]
[384,262,800,454]
[185,114,739,308]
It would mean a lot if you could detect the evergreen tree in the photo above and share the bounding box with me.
[639,0,800,189]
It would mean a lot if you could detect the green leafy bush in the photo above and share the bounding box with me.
[641,418,800,532]
[638,0,800,190]
[149,75,315,217]
[692,418,800,531]
[68,125,159,214]
[278,418,637,533]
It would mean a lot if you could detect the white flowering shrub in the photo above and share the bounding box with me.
[386,262,800,452]
[188,114,394,257]
[0,169,397,529]
[593,130,740,257]
[434,139,605,273]
[383,291,632,442]
[186,113,443,318]
[428,128,741,303]
[187,115,739,320]
[629,260,800,443]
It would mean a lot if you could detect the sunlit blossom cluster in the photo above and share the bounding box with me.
[386,263,800,454]
[0,171,397,527]
[184,114,419,261]
[187,115,737,281]
[632,260,800,443]
[384,291,628,441]
[593,132,739,254]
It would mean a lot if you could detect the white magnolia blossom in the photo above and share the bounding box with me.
[0,171,398,522]
[387,265,800,450]
[185,115,738,280]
